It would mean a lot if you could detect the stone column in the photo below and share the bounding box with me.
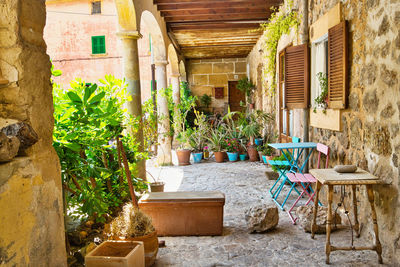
[171,74,180,105]
[117,31,146,179]
[155,61,172,165]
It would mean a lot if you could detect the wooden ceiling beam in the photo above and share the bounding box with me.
[165,13,269,23]
[161,7,269,17]
[156,1,274,11]
[168,21,263,30]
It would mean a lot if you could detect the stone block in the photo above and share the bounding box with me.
[189,63,212,74]
[191,85,212,97]
[201,59,221,63]
[213,63,234,74]
[245,204,278,233]
[364,123,392,156]
[209,74,228,86]
[0,132,20,162]
[193,75,208,85]
[228,73,246,80]
[235,62,247,73]
[296,205,341,234]
[222,58,237,62]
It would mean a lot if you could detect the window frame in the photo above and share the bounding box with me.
[91,1,101,15]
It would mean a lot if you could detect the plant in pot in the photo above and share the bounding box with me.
[146,171,164,192]
[189,109,209,163]
[237,77,255,109]
[225,138,240,162]
[243,122,260,162]
[313,72,328,114]
[262,146,275,165]
[200,94,212,112]
[107,203,158,267]
[207,127,226,163]
[173,105,193,166]
[239,141,247,161]
[256,145,264,163]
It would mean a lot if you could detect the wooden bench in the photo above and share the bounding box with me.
[138,191,225,236]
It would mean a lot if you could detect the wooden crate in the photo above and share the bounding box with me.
[139,191,225,236]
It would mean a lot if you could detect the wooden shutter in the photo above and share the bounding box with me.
[328,21,348,109]
[284,44,309,109]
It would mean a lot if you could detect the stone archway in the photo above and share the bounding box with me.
[179,60,187,82]
[140,11,171,165]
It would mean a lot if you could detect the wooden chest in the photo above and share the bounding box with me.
[138,191,225,236]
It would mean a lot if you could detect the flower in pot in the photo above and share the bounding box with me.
[225,138,240,162]
[203,146,209,159]
[207,127,226,163]
[107,203,158,267]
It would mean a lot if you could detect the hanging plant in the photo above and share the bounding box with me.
[313,72,328,114]
[259,0,300,95]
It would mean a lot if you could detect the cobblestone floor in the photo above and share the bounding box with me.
[147,156,386,267]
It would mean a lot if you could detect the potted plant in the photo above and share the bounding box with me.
[239,140,247,161]
[237,77,255,109]
[225,138,240,162]
[189,131,203,164]
[200,94,212,111]
[107,203,158,267]
[189,109,209,163]
[313,72,328,114]
[203,146,209,159]
[146,171,164,192]
[262,146,275,165]
[173,104,194,165]
[207,127,226,163]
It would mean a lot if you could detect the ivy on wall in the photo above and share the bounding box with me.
[260,1,300,94]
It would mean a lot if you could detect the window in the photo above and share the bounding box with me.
[310,34,328,110]
[279,51,294,143]
[91,36,106,54]
[91,1,101,14]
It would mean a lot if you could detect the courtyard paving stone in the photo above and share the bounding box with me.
[147,158,387,267]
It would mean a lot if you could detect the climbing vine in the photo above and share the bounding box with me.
[260,1,300,94]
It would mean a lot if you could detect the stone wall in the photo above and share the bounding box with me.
[248,0,400,264]
[308,0,400,264]
[187,58,247,113]
[0,0,66,266]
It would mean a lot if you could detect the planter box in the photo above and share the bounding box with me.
[85,241,144,267]
[139,191,225,236]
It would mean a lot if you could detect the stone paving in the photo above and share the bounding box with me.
[147,157,386,267]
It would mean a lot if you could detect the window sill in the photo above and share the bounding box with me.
[309,108,342,131]
[91,53,108,57]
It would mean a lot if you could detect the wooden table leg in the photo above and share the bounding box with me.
[325,185,333,264]
[366,185,383,264]
[311,181,321,239]
[352,185,360,238]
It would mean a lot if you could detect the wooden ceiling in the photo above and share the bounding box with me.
[154,0,283,59]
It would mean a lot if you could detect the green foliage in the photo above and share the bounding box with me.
[224,138,240,153]
[200,94,212,108]
[260,1,300,94]
[313,72,328,114]
[142,98,158,153]
[271,152,292,172]
[237,77,255,98]
[189,109,209,152]
[53,74,147,222]
[207,127,226,152]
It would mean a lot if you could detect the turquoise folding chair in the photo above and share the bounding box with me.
[268,137,302,210]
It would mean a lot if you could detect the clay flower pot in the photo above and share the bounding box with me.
[214,151,225,163]
[150,182,164,192]
[176,149,191,166]
[127,231,159,267]
[247,145,259,162]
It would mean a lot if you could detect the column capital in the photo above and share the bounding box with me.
[116,31,142,39]
[154,60,169,66]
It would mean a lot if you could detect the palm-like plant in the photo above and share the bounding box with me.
[207,127,225,152]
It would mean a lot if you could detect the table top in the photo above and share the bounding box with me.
[268,142,317,150]
[310,168,384,185]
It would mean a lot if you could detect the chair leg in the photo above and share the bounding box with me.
[287,182,310,224]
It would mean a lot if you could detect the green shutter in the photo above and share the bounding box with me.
[91,36,106,54]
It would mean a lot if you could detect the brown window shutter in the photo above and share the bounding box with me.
[328,21,348,109]
[284,44,310,109]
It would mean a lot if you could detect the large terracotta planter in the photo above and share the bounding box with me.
[214,151,225,163]
[85,241,145,267]
[176,149,191,166]
[247,145,259,162]
[128,231,159,267]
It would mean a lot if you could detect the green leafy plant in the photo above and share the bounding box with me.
[237,78,255,104]
[224,138,240,153]
[271,152,292,172]
[313,72,328,114]
[262,146,274,156]
[260,1,300,94]
[207,127,226,152]
[200,94,212,108]
[53,74,147,222]
[189,109,209,152]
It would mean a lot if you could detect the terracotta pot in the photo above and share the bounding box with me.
[176,149,191,166]
[247,145,259,162]
[150,182,164,192]
[128,231,159,267]
[214,151,225,163]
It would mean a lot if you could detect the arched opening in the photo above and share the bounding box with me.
[179,60,187,82]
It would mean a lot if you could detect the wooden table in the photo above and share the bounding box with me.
[309,168,384,264]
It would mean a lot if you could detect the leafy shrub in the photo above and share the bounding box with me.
[53,74,147,222]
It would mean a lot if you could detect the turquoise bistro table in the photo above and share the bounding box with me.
[267,142,317,210]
